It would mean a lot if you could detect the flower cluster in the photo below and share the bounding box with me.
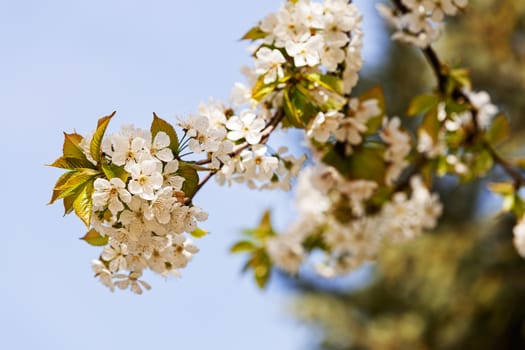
[377,0,468,47]
[307,98,381,154]
[253,0,363,94]
[417,88,498,177]
[266,165,442,277]
[85,125,207,293]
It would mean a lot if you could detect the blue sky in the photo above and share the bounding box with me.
[0,1,385,349]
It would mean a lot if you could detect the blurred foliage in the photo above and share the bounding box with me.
[287,0,525,348]
[293,219,525,349]
[439,0,525,127]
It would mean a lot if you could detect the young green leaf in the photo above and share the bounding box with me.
[230,240,257,253]
[407,94,439,117]
[101,161,129,182]
[80,228,109,246]
[62,132,87,159]
[49,171,76,205]
[151,113,179,155]
[190,227,208,238]
[485,113,509,145]
[48,156,95,170]
[488,182,515,196]
[306,73,344,95]
[90,111,115,164]
[240,26,267,41]
[177,161,199,198]
[252,75,277,101]
[73,182,94,227]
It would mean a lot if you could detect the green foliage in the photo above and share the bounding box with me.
[189,227,208,238]
[407,93,439,117]
[80,228,108,246]
[177,161,199,198]
[90,112,115,163]
[293,226,525,350]
[485,113,510,145]
[231,210,276,289]
[240,26,267,41]
[151,112,180,155]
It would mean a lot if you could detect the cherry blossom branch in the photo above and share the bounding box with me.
[188,108,285,202]
[390,0,525,189]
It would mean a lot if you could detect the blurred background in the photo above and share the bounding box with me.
[1,0,524,349]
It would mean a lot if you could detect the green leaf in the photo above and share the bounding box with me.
[248,248,272,289]
[282,87,304,128]
[240,26,267,41]
[407,94,439,117]
[48,156,95,170]
[419,107,440,143]
[230,240,257,253]
[347,144,387,184]
[151,113,179,155]
[53,169,98,201]
[485,113,509,145]
[252,75,277,101]
[101,161,129,182]
[190,227,208,238]
[449,68,471,91]
[177,161,199,198]
[302,233,328,252]
[49,171,76,205]
[90,111,115,164]
[488,182,515,196]
[472,148,494,177]
[80,228,108,246]
[62,132,87,159]
[73,182,94,227]
[306,73,343,95]
[323,143,387,184]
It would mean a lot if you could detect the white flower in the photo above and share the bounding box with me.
[163,160,185,191]
[128,160,163,200]
[92,260,114,292]
[144,187,177,224]
[255,47,287,84]
[226,110,266,144]
[307,110,342,142]
[285,35,323,67]
[92,177,131,214]
[150,132,174,162]
[241,144,279,182]
[266,235,304,275]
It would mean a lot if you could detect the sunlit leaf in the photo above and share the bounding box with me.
[230,240,257,253]
[252,75,277,101]
[177,161,199,198]
[151,113,179,155]
[62,132,86,159]
[73,182,94,227]
[101,161,128,182]
[49,171,76,205]
[419,107,440,143]
[240,26,267,41]
[48,156,94,170]
[90,111,115,164]
[485,114,509,145]
[407,94,439,117]
[306,73,344,95]
[282,87,304,128]
[80,228,108,246]
[488,182,515,195]
[190,227,208,238]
